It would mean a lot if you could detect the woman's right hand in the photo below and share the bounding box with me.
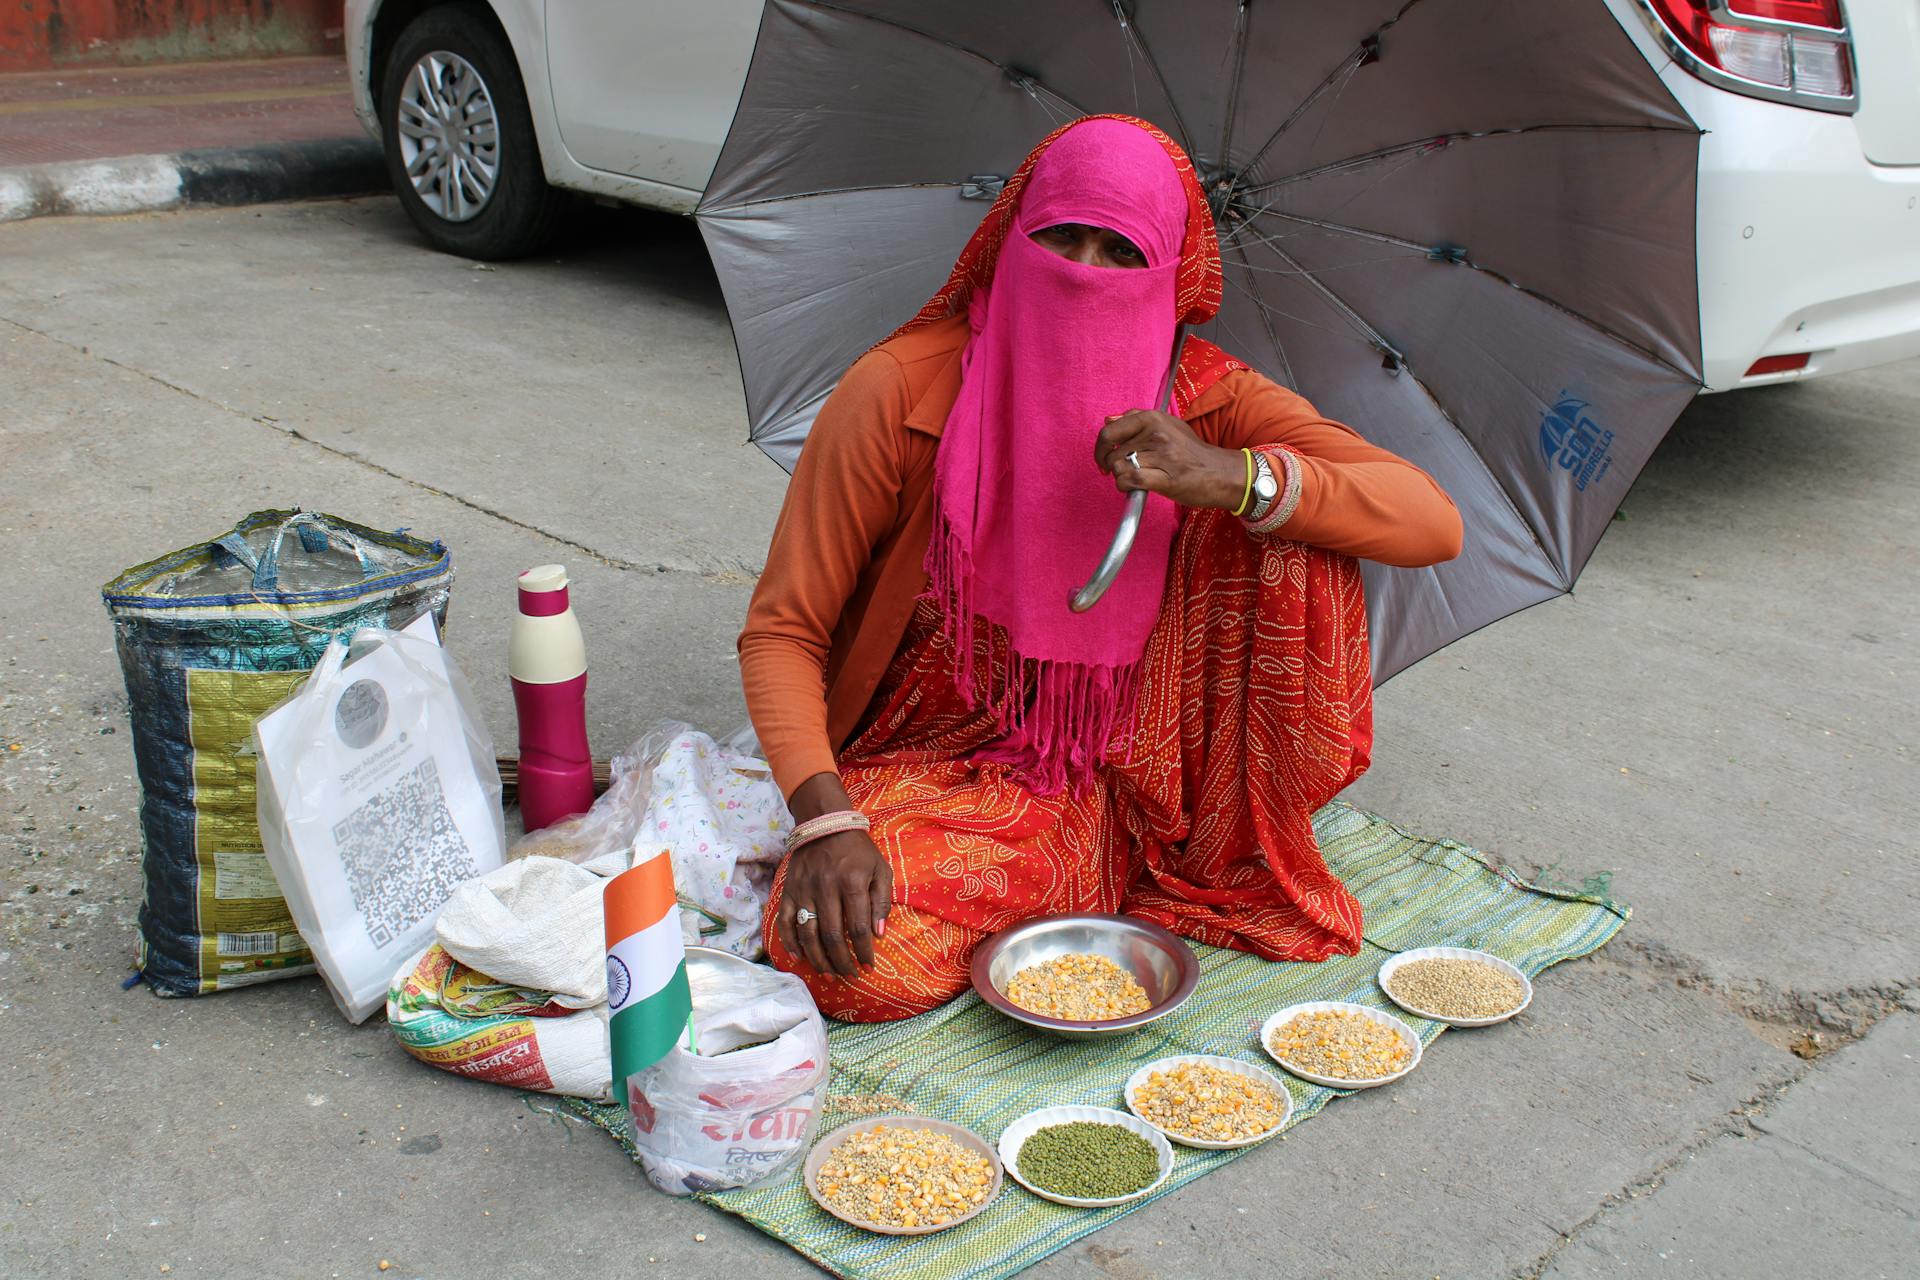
[775,830,893,977]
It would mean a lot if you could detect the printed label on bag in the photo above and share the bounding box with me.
[218,930,280,956]
[216,964,314,989]
[329,757,481,950]
[333,679,389,749]
[213,851,282,901]
[185,666,313,987]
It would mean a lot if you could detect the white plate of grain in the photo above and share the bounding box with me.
[1377,946,1533,1028]
[1260,1001,1422,1090]
[1123,1054,1295,1150]
[998,1105,1173,1208]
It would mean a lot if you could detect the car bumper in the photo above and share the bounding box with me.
[344,0,382,142]
[1668,68,1920,391]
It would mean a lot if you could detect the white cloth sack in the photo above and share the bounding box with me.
[255,614,505,1022]
[434,855,607,1008]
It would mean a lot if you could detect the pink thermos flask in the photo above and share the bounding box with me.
[510,564,594,832]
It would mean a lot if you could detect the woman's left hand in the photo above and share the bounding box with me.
[1095,410,1246,511]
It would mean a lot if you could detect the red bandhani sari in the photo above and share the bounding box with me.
[763,494,1373,1022]
[763,116,1374,1021]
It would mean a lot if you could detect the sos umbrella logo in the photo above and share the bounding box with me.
[1540,394,1615,492]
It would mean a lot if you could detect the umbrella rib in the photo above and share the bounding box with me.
[1215,1,1252,171]
[1237,0,1430,182]
[1237,46,1368,184]
[1209,305,1290,391]
[1237,122,1700,198]
[1223,241,1298,390]
[1226,142,1431,246]
[1257,239,1569,581]
[1248,209,1703,384]
[1238,212,1428,256]
[1109,1,1196,158]
[1228,251,1420,277]
[703,179,976,213]
[1260,240,1405,366]
[1219,270,1382,351]
[794,1,1093,116]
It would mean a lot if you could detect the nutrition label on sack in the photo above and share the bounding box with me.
[213,851,282,900]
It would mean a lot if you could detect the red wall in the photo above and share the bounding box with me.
[0,0,345,72]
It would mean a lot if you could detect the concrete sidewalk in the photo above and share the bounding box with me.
[1,200,1914,1277]
[0,56,384,221]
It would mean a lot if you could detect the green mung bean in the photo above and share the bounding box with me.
[1017,1122,1159,1199]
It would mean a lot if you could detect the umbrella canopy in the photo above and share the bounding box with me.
[695,0,1702,678]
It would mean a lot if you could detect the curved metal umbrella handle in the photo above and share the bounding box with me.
[1069,326,1187,613]
[1069,490,1147,612]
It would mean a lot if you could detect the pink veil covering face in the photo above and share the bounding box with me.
[927,118,1193,794]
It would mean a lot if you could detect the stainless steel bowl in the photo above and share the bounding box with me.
[970,913,1199,1039]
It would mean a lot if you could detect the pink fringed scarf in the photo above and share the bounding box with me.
[927,119,1193,795]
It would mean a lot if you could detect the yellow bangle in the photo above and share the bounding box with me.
[1231,447,1255,517]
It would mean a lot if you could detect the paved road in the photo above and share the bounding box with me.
[2,199,1914,1278]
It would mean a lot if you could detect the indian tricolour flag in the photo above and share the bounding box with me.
[603,850,692,1102]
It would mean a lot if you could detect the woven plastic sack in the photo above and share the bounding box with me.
[388,942,610,1098]
[101,510,453,997]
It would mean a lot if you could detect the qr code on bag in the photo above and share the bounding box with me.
[331,757,479,949]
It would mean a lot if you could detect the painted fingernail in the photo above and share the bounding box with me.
[875,917,887,937]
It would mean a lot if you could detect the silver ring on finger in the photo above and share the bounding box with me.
[795,907,817,926]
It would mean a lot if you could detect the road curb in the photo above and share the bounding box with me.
[0,136,389,224]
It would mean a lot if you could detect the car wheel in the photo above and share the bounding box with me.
[379,5,566,259]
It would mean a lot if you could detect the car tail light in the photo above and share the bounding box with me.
[1745,353,1811,375]
[1639,0,1856,112]
[1726,0,1841,27]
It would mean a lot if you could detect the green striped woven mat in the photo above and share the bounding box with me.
[561,800,1628,1279]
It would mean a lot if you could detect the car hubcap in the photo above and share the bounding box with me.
[395,51,499,223]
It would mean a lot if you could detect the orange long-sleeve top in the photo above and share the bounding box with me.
[739,313,1464,799]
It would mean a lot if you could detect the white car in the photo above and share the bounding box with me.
[345,0,1920,393]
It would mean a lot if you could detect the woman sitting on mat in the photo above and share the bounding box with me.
[740,115,1462,1022]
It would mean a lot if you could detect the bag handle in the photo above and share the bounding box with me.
[309,629,354,686]
[251,513,378,593]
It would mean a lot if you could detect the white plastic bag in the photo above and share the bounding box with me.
[254,613,505,1021]
[626,950,829,1195]
[434,855,607,1007]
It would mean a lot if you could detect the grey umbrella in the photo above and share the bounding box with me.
[695,0,1702,678]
